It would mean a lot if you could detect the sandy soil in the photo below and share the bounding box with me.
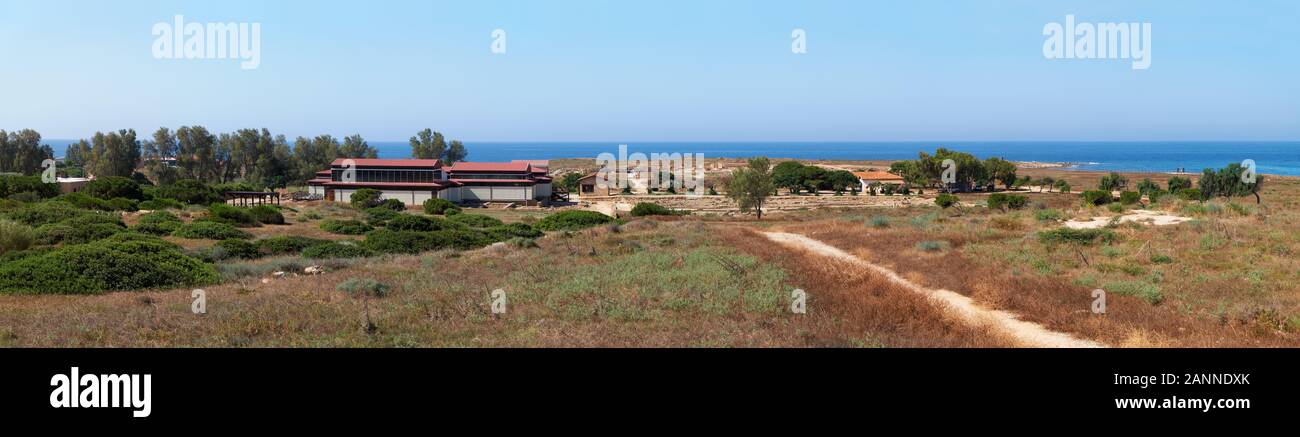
[764,232,1106,348]
[1064,210,1194,229]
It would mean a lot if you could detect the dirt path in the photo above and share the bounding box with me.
[764,232,1105,348]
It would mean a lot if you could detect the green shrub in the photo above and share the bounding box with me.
[0,234,218,294]
[302,241,374,259]
[320,219,374,235]
[1106,203,1125,213]
[2,201,88,226]
[1081,190,1112,206]
[1149,254,1173,264]
[108,197,139,211]
[215,239,260,259]
[248,205,285,225]
[914,240,949,252]
[1119,191,1141,205]
[507,237,539,249]
[173,221,253,240]
[868,216,891,228]
[0,219,35,254]
[152,180,222,205]
[449,213,503,228]
[84,176,144,200]
[376,198,406,211]
[57,192,116,211]
[138,198,184,210]
[535,210,614,231]
[361,228,488,254]
[383,214,457,232]
[256,235,331,256]
[987,193,1028,211]
[207,204,258,226]
[1034,209,1063,222]
[138,210,182,225]
[1104,280,1163,305]
[131,221,180,236]
[34,220,127,245]
[934,193,959,208]
[1176,188,1203,202]
[1038,227,1117,245]
[630,202,678,217]
[336,278,391,297]
[482,223,543,241]
[422,198,461,215]
[0,175,58,200]
[349,189,383,209]
[363,207,401,225]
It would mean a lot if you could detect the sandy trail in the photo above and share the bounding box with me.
[1064,209,1193,229]
[764,232,1105,348]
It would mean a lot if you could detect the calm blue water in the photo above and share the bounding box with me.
[45,139,1300,176]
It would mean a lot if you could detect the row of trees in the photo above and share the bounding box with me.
[0,130,55,175]
[56,127,471,188]
[888,148,1019,192]
[771,161,860,195]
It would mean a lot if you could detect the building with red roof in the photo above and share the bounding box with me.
[306,158,553,205]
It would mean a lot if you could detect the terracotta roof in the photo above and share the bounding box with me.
[449,179,536,184]
[329,158,442,168]
[448,162,532,172]
[318,181,446,188]
[853,171,904,181]
[511,159,549,168]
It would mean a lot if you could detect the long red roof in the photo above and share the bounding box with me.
[448,162,533,172]
[330,158,442,168]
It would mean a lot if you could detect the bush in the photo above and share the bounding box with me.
[422,198,461,215]
[2,201,89,226]
[336,278,391,298]
[84,176,144,200]
[138,198,185,210]
[320,219,374,235]
[449,213,503,228]
[630,202,678,217]
[914,240,949,252]
[173,221,253,240]
[363,207,401,225]
[535,210,614,231]
[934,194,959,208]
[376,198,406,211]
[1104,280,1163,305]
[1081,190,1112,206]
[0,234,218,294]
[34,217,127,245]
[138,210,181,225]
[302,241,374,259]
[1149,254,1173,264]
[349,189,383,209]
[507,237,539,249]
[482,223,543,241]
[1038,227,1117,245]
[152,180,222,205]
[215,239,261,260]
[987,193,1028,211]
[108,197,139,212]
[0,219,35,254]
[1034,209,1063,222]
[0,175,58,200]
[256,235,331,256]
[1176,188,1203,202]
[249,205,285,225]
[361,228,489,254]
[1119,191,1141,205]
[131,221,180,236]
[383,214,462,232]
[57,192,116,211]
[868,216,891,228]
[207,204,259,226]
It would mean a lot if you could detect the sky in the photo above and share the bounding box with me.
[0,0,1296,142]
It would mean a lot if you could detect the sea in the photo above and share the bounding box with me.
[43,140,1300,176]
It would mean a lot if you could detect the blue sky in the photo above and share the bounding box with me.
[0,0,1296,141]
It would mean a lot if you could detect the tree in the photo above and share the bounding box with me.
[1135,178,1160,197]
[772,161,806,194]
[141,127,180,185]
[726,157,775,220]
[88,129,141,178]
[1167,176,1192,192]
[409,129,446,160]
[444,140,467,164]
[559,173,584,192]
[0,129,54,175]
[293,135,341,183]
[340,134,379,159]
[1199,163,1264,204]
[984,157,1018,191]
[827,170,858,195]
[64,139,93,169]
[1039,176,1055,193]
[176,126,218,182]
[1098,172,1128,192]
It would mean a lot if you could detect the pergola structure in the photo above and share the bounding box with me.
[223,191,280,207]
